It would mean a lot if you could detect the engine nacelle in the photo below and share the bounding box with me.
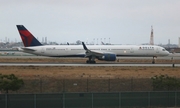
[97,54,116,61]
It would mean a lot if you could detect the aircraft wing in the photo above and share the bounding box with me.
[82,42,100,56]
[82,42,117,63]
[82,42,114,57]
[85,50,104,57]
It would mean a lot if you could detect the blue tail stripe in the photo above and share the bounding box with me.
[30,38,42,46]
[17,25,27,30]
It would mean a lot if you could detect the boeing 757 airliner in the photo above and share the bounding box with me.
[16,25,169,64]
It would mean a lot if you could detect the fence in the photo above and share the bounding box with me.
[12,78,155,93]
[0,91,180,108]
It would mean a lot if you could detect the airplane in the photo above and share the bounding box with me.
[16,25,169,64]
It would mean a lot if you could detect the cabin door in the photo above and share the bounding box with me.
[65,48,70,54]
[156,48,159,53]
[130,48,134,53]
[41,48,45,53]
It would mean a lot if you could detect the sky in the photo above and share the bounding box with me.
[0,0,180,45]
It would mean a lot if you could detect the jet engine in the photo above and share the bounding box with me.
[97,53,116,61]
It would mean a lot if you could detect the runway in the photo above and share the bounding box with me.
[1,53,180,59]
[1,53,180,67]
[0,62,179,67]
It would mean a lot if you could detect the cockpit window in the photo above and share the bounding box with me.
[162,49,166,51]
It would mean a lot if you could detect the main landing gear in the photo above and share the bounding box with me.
[86,56,96,64]
[86,60,96,64]
[152,56,157,64]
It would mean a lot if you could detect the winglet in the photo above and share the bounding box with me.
[82,42,88,50]
[16,25,42,47]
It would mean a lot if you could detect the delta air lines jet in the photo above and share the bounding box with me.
[16,25,169,64]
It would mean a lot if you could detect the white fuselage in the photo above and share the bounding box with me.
[21,45,169,57]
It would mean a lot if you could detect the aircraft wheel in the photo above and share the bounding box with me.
[86,60,89,63]
[86,60,96,64]
[91,61,96,64]
[152,56,156,64]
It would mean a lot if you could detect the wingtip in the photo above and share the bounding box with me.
[82,42,88,50]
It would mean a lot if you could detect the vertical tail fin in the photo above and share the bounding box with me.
[16,25,42,47]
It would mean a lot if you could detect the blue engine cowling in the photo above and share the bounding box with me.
[97,54,116,61]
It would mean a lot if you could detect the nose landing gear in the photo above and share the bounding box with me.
[152,56,157,64]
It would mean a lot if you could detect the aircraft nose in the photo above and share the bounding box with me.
[166,51,170,56]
